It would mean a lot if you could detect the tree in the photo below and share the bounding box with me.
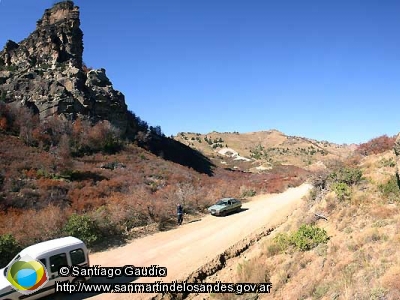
[0,234,21,268]
[56,134,73,174]
[63,214,101,247]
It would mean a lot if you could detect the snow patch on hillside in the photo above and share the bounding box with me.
[218,148,252,162]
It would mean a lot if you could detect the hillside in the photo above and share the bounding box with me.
[174,130,354,171]
[0,1,312,268]
[0,129,309,266]
[1,2,400,300]
[170,135,400,300]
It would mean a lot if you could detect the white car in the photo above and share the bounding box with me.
[207,197,242,216]
[0,236,90,300]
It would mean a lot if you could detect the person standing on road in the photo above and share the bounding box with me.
[177,204,183,225]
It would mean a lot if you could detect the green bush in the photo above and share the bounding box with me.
[290,225,329,251]
[5,65,17,72]
[274,233,291,252]
[267,225,329,254]
[308,188,318,201]
[63,214,102,247]
[0,234,22,268]
[378,175,400,202]
[379,157,396,168]
[331,182,351,201]
[329,167,363,185]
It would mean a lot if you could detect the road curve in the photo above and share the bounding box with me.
[56,184,312,300]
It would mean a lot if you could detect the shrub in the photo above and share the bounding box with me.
[356,135,396,156]
[63,214,101,246]
[240,187,256,198]
[312,283,330,299]
[380,157,396,168]
[378,175,400,202]
[273,233,291,253]
[6,65,17,72]
[71,120,122,155]
[308,188,318,201]
[290,225,329,251]
[329,167,363,186]
[267,225,329,254]
[237,259,269,283]
[266,242,282,256]
[91,205,126,238]
[331,182,351,201]
[0,234,22,268]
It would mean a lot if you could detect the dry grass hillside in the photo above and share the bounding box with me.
[189,136,400,300]
[173,130,354,171]
[0,105,310,268]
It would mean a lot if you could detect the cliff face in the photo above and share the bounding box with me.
[0,1,128,132]
[0,1,215,174]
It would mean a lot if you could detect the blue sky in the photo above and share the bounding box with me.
[1,0,400,144]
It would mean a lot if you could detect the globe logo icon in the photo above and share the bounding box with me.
[6,255,49,295]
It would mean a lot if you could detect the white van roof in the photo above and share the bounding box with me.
[19,236,85,259]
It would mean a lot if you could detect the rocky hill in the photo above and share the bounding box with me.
[174,130,354,171]
[0,1,217,174]
[0,1,128,131]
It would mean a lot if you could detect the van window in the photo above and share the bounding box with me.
[50,253,68,273]
[39,258,47,269]
[70,248,85,265]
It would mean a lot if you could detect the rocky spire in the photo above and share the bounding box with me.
[1,1,83,69]
[0,1,128,133]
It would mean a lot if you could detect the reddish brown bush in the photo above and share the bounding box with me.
[0,117,7,131]
[0,125,309,248]
[356,135,396,156]
[0,205,68,247]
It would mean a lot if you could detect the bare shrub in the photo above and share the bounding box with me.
[356,135,396,156]
[237,258,270,283]
[9,205,67,247]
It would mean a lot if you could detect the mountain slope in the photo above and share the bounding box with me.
[174,130,354,171]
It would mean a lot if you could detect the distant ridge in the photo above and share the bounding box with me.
[174,130,353,171]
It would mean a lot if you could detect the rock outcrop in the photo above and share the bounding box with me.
[0,1,128,132]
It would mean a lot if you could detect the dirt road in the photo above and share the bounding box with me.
[59,184,312,300]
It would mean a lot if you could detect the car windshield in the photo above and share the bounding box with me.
[216,200,228,205]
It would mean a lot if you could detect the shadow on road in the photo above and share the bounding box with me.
[235,207,249,214]
[209,207,249,217]
[187,218,202,224]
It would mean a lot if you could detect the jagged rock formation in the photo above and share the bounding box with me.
[0,1,128,132]
[0,1,215,175]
